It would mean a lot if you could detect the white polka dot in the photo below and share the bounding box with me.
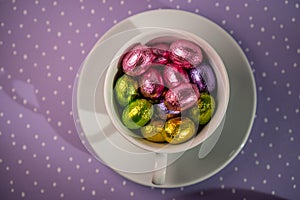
[91,190,96,196]
[293,184,297,189]
[52,182,57,187]
[257,41,262,46]
[130,192,134,196]
[22,145,27,150]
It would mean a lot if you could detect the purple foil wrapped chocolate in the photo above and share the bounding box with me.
[189,62,216,92]
[155,100,180,120]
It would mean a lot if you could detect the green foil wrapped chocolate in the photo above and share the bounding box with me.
[163,117,196,144]
[114,74,139,107]
[122,99,154,129]
[189,93,215,125]
[140,120,166,142]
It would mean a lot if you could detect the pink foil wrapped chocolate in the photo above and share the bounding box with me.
[150,43,170,65]
[164,83,200,111]
[139,68,165,100]
[169,39,203,68]
[163,63,190,89]
[122,44,156,76]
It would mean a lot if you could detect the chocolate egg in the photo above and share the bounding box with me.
[139,68,165,100]
[140,120,166,142]
[151,48,170,65]
[163,117,196,144]
[122,99,153,129]
[114,74,139,107]
[122,44,156,76]
[189,63,216,92]
[164,83,200,111]
[189,93,215,125]
[155,100,180,120]
[170,39,203,68]
[163,63,190,88]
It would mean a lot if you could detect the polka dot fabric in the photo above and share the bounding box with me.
[0,0,299,199]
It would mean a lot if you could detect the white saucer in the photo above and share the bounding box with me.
[73,9,257,188]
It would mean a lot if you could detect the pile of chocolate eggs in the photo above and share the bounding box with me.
[113,36,216,145]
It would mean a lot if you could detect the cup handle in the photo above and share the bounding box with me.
[152,153,167,185]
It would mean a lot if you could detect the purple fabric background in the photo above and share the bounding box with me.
[0,0,299,199]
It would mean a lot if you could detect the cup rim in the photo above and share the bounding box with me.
[104,27,230,154]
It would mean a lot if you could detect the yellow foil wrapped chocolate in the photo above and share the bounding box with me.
[163,117,196,144]
[122,99,153,129]
[140,120,166,142]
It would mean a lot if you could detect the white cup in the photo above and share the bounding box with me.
[104,28,230,185]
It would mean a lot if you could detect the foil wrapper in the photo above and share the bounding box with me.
[140,120,166,142]
[169,39,203,68]
[139,68,165,100]
[122,99,153,129]
[114,74,139,107]
[189,93,215,125]
[163,117,196,144]
[164,83,200,111]
[155,100,180,120]
[122,44,156,76]
[163,63,190,89]
[189,63,216,92]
